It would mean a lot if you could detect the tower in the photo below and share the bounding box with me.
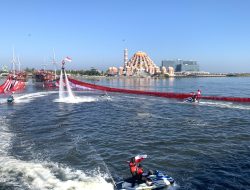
[124,48,128,69]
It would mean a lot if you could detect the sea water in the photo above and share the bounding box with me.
[0,77,250,190]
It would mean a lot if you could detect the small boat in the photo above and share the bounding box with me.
[7,95,14,103]
[115,170,174,190]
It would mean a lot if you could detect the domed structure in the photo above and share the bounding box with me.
[168,66,175,76]
[107,67,118,76]
[125,51,158,76]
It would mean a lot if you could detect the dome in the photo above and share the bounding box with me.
[125,51,157,76]
[135,51,147,57]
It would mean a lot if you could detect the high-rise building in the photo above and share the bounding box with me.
[161,60,181,71]
[179,60,199,72]
[162,59,199,72]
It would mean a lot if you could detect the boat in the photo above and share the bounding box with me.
[115,170,174,190]
[33,70,55,82]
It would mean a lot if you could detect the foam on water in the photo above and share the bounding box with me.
[0,98,6,104]
[180,99,250,110]
[14,91,56,103]
[54,96,97,104]
[199,100,250,110]
[0,116,114,190]
[0,159,114,190]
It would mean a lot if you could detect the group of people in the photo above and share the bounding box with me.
[128,155,151,186]
[129,157,144,181]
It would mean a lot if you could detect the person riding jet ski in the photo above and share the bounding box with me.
[196,89,201,100]
[116,154,174,190]
[129,155,147,186]
[186,89,202,103]
[191,93,198,102]
[7,93,14,103]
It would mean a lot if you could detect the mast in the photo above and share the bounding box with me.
[17,55,21,72]
[42,57,47,71]
[11,47,16,75]
[52,49,57,79]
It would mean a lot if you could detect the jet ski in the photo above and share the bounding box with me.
[7,95,14,103]
[99,92,111,100]
[115,170,174,190]
[185,97,199,103]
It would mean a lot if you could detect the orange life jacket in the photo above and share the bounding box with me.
[129,162,137,173]
[137,167,143,175]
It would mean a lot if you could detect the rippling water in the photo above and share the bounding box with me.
[0,77,250,190]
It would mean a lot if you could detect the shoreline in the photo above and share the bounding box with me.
[69,73,250,79]
[1,73,250,80]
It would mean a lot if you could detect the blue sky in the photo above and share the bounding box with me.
[0,0,250,72]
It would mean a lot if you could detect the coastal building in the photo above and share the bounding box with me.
[168,66,175,76]
[161,66,174,76]
[161,66,167,74]
[108,49,175,77]
[162,59,199,72]
[124,51,161,76]
[118,67,124,76]
[107,67,118,76]
[161,60,179,71]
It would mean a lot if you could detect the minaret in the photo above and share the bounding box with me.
[124,48,128,75]
[124,48,128,68]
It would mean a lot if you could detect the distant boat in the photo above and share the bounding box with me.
[33,70,56,82]
[0,73,9,77]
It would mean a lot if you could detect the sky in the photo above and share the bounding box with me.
[0,0,250,72]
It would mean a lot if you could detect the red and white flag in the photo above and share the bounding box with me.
[135,154,147,163]
[64,56,72,62]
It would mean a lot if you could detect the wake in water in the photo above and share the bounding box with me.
[54,96,97,104]
[0,91,56,104]
[0,159,113,190]
[181,99,250,110]
[15,91,57,103]
[198,100,250,110]
[0,116,114,190]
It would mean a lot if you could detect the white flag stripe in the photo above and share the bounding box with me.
[64,56,72,62]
